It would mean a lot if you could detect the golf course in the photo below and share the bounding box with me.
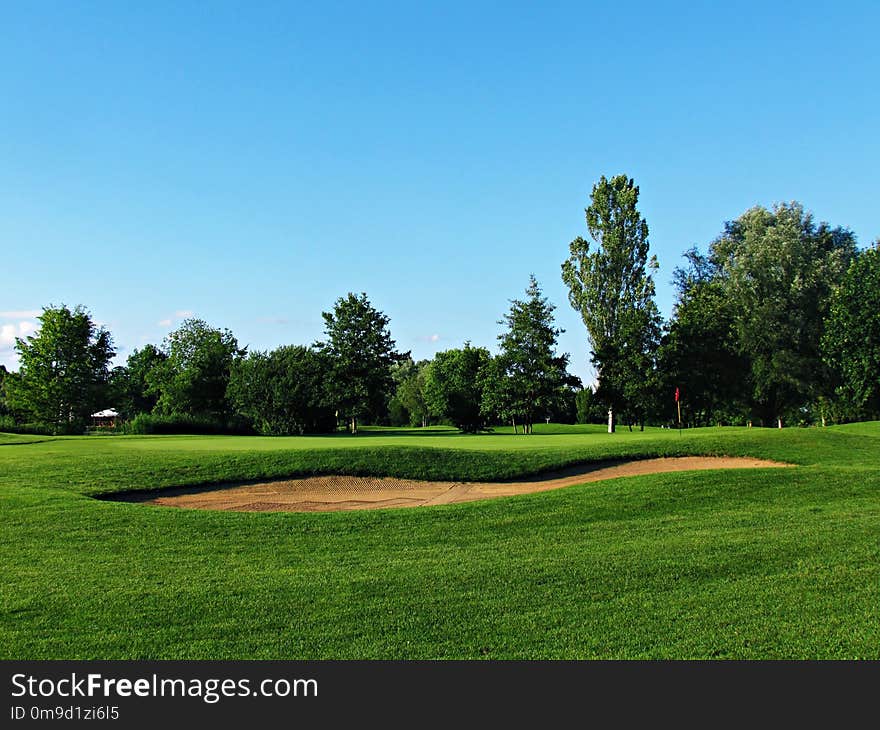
[2,422,878,659]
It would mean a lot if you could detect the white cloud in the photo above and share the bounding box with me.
[157,310,194,328]
[0,320,36,347]
[0,319,37,371]
[0,310,41,319]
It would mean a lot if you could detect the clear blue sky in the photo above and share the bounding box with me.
[2,1,878,385]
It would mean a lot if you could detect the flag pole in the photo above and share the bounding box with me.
[675,387,681,436]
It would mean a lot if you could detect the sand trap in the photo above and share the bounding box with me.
[109,456,790,513]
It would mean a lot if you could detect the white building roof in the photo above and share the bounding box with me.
[91,409,119,418]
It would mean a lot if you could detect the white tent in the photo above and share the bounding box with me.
[91,409,119,418]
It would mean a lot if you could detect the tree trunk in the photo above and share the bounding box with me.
[777,417,783,429]
[350,416,358,434]
[512,417,517,434]
[607,408,615,434]
[821,414,826,428]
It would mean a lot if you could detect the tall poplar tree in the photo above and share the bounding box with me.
[561,175,660,432]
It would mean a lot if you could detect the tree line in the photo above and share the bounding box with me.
[1,174,877,435]
[0,284,581,435]
[563,175,879,431]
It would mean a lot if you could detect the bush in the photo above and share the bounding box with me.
[0,415,57,435]
[124,413,253,435]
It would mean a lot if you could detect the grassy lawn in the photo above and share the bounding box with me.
[1,423,878,659]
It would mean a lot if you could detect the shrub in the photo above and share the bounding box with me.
[0,415,57,435]
[124,413,253,435]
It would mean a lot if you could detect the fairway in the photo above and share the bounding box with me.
[2,423,879,659]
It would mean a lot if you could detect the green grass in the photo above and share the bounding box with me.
[1,423,879,659]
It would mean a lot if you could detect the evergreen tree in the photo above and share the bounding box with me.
[485,276,577,433]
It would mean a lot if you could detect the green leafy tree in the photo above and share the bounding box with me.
[228,345,336,434]
[549,383,580,424]
[317,293,405,434]
[479,355,519,428]
[822,242,880,420]
[484,276,578,433]
[390,358,432,427]
[561,174,660,432]
[709,203,857,427]
[0,365,9,417]
[424,344,491,432]
[148,319,243,419]
[657,248,749,427]
[387,358,416,427]
[109,344,168,418]
[617,297,662,430]
[5,305,114,432]
[575,386,606,424]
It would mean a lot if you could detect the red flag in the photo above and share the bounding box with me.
[674,387,680,402]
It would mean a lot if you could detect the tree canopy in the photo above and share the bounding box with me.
[228,345,336,435]
[483,276,578,433]
[148,318,243,419]
[317,292,405,433]
[424,344,491,432]
[5,305,114,432]
[390,358,432,428]
[822,243,880,419]
[708,203,857,427]
[657,248,748,427]
[110,344,167,419]
[1,190,875,436]
[561,174,660,431]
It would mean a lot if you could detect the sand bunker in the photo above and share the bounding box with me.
[110,456,790,513]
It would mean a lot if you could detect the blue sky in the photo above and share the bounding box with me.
[2,1,878,385]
